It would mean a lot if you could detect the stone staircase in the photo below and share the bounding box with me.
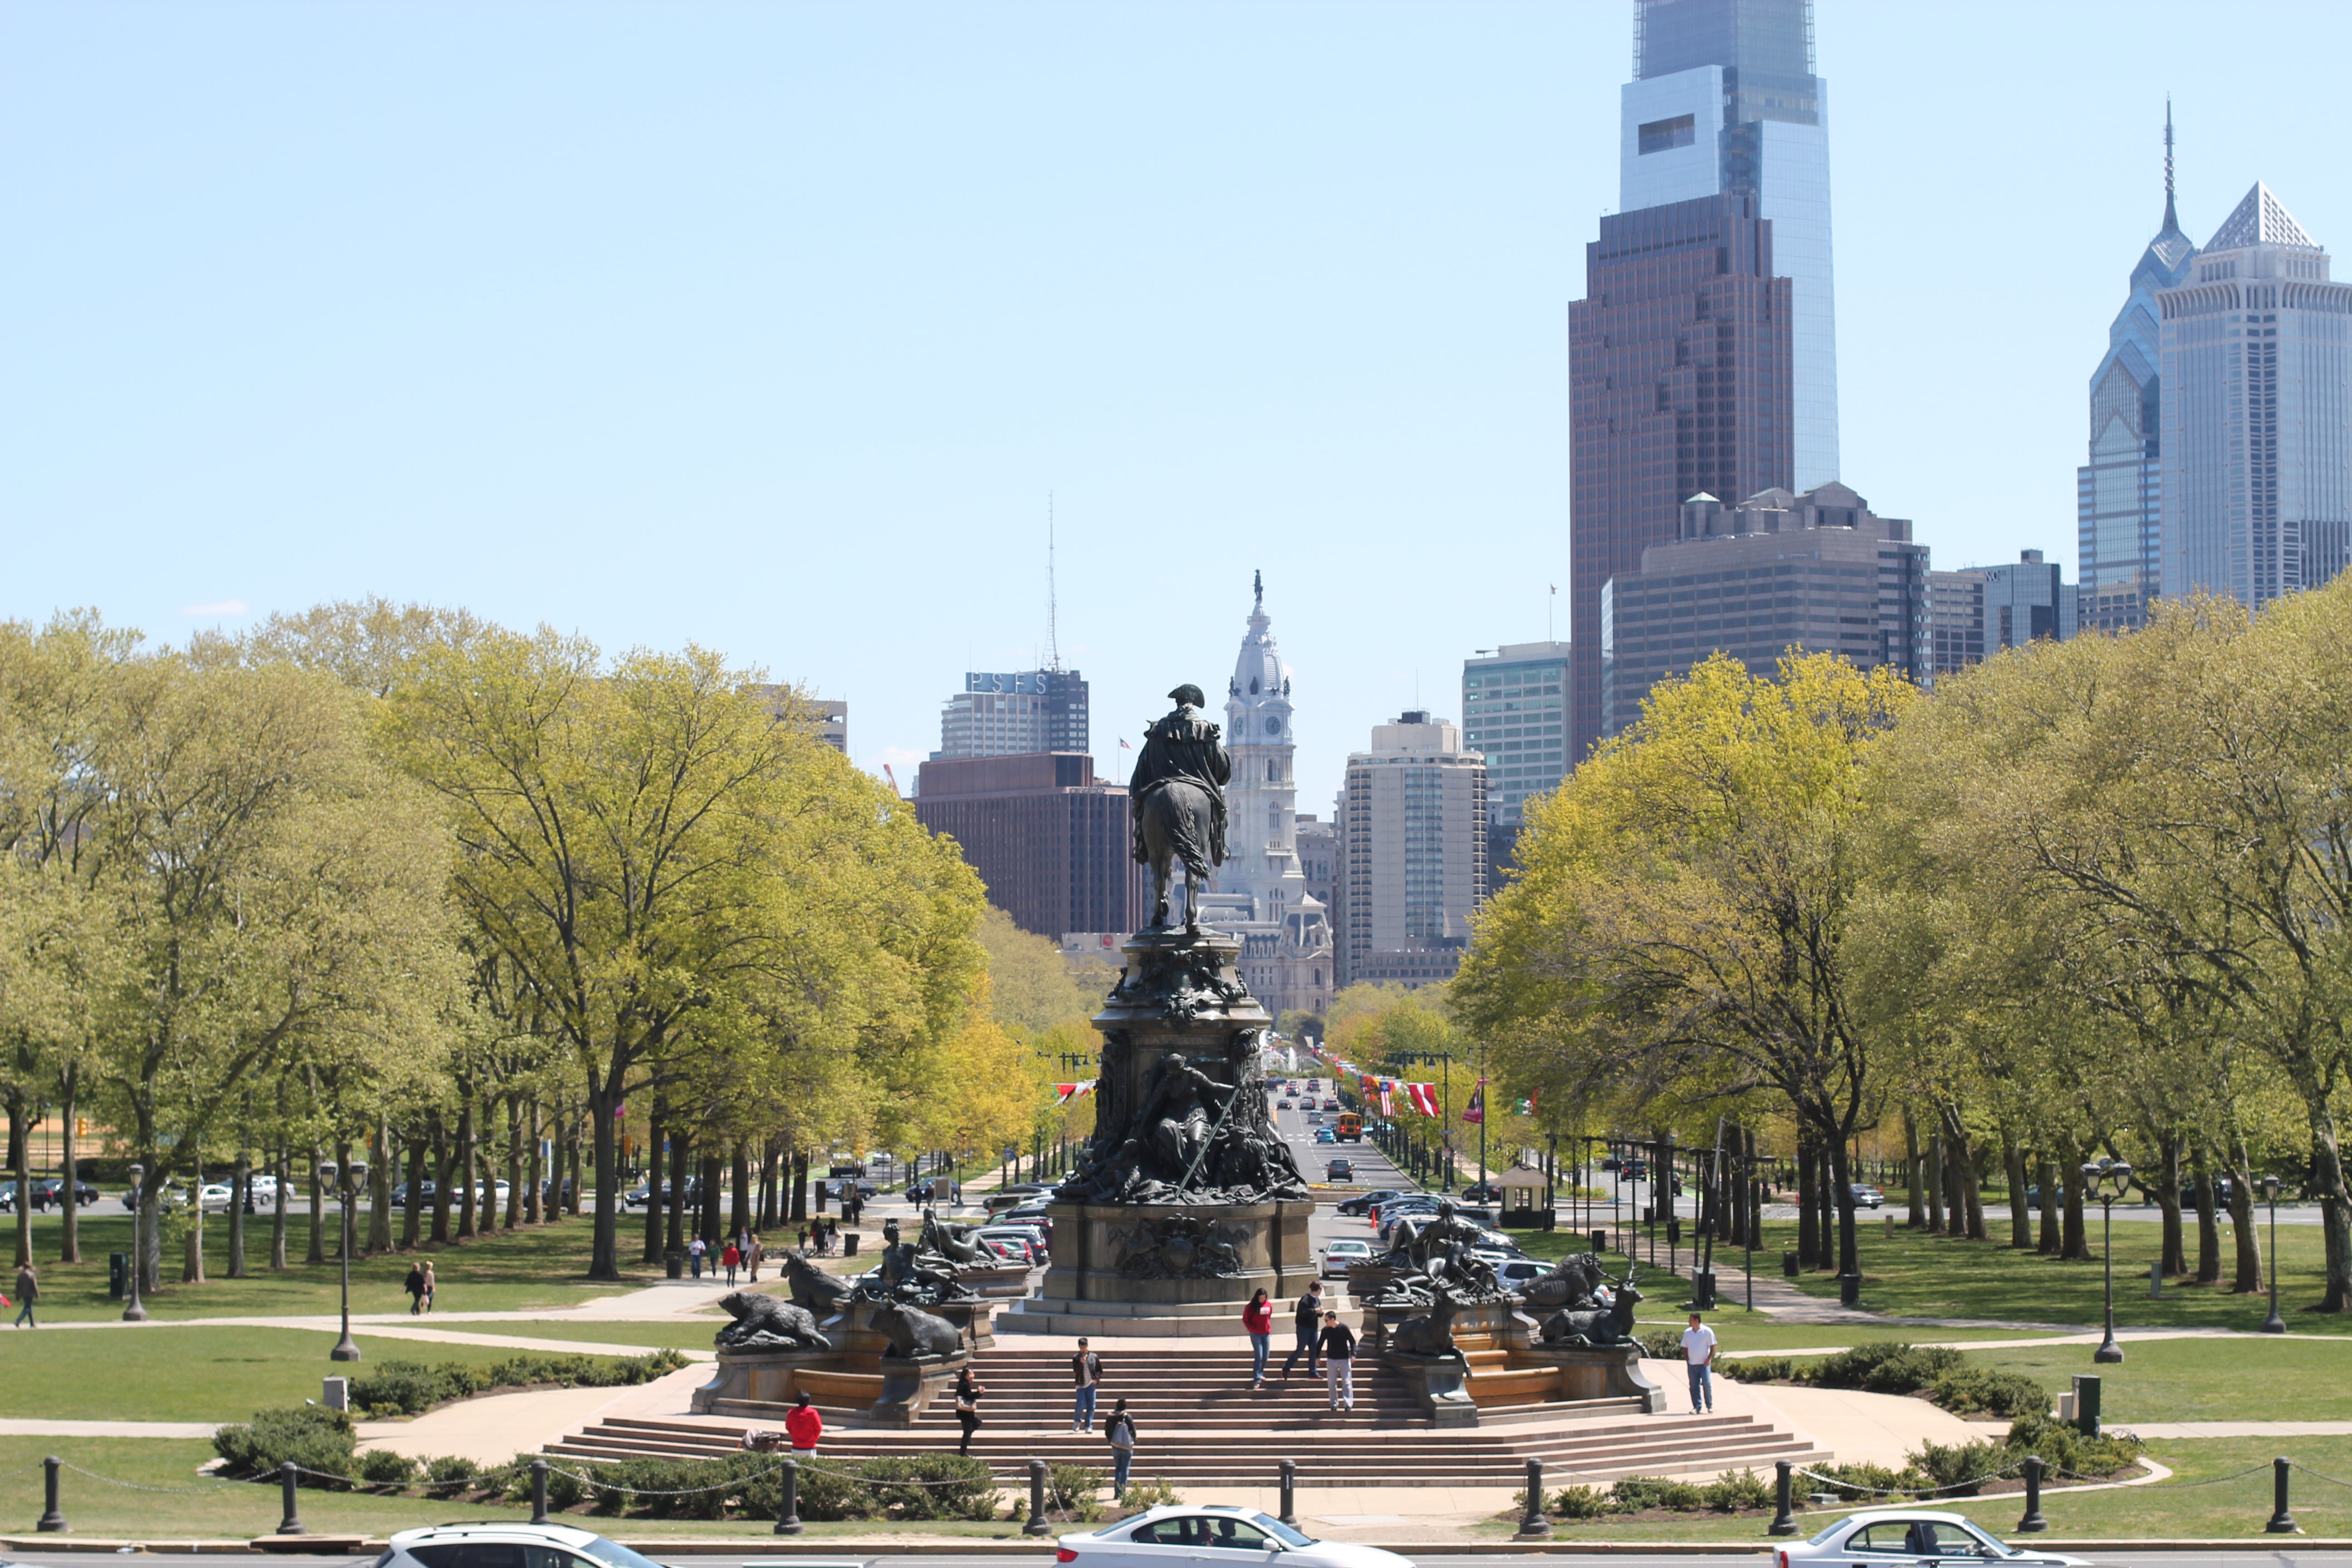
[549,1346,1823,1486]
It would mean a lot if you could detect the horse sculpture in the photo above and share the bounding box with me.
[1129,684,1231,931]
[1139,776,1220,930]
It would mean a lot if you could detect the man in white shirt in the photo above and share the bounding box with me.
[1681,1312,1717,1413]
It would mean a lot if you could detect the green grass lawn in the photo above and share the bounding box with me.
[1769,1217,2352,1334]
[1475,1437,2352,1542]
[4,1209,648,1321]
[0,1326,670,1423]
[468,1318,726,1352]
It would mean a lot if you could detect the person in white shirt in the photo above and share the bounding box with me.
[1681,1312,1717,1413]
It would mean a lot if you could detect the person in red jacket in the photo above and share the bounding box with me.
[784,1390,823,1455]
[1243,1288,1274,1388]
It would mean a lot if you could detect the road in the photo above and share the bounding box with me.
[16,1551,2352,1567]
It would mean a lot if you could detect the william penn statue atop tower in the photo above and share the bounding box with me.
[1130,684,1231,929]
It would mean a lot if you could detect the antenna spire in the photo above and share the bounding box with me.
[1253,568,1263,612]
[1047,495,1061,673]
[2163,98,2179,232]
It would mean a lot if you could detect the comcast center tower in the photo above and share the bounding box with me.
[1619,0,1838,491]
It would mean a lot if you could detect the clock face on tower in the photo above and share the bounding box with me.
[1265,716,1281,735]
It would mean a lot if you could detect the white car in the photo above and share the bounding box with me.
[1060,1504,1411,1568]
[1321,1238,1374,1279]
[381,1519,672,1568]
[197,1183,236,1213]
[1779,1511,2093,1568]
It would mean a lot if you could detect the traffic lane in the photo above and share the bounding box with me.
[31,1554,2352,1568]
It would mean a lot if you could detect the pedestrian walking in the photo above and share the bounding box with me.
[1103,1398,1137,1498]
[1318,1311,1356,1412]
[420,1260,436,1313]
[795,1225,808,1252]
[1681,1311,1717,1414]
[721,1240,740,1285]
[746,1232,764,1282]
[688,1236,707,1278]
[953,1365,986,1455]
[12,1262,37,1328]
[1243,1288,1274,1388]
[1070,1337,1102,1432]
[1280,1279,1324,1378]
[785,1390,823,1455]
[403,1262,426,1316]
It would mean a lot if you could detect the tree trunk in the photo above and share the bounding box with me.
[7,1093,30,1269]
[790,1150,808,1222]
[1745,1126,1763,1250]
[1925,1131,1945,1234]
[431,1119,454,1244]
[183,1132,206,1284]
[505,1093,524,1230]
[2003,1133,2032,1250]
[456,1094,478,1240]
[587,1074,623,1280]
[1796,1137,1820,1269]
[57,1063,80,1264]
[2309,1107,2352,1312]
[2157,1131,2185,1276]
[2226,1137,2264,1293]
[228,1153,248,1278]
[2060,1142,2089,1261]
[643,1112,666,1264]
[270,1144,289,1270]
[2038,1157,2060,1254]
[527,1096,544,1225]
[403,1134,426,1250]
[668,1132,691,1257]
[306,1140,327,1264]
[1942,1109,1986,1240]
[730,1143,751,1240]
[700,1152,723,1243]
[368,1115,393,1254]
[1826,1137,1860,1277]
[2193,1145,2222,1284]
[568,1106,583,1216]
[1904,1109,1926,1228]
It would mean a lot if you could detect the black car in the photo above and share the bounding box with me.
[20,1177,101,1209]
[1460,1181,1505,1203]
[1336,1187,1403,1217]
[1325,1158,1356,1181]
[390,1180,438,1207]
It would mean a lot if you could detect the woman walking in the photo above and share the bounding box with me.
[1242,1288,1274,1388]
[721,1239,741,1285]
[403,1261,426,1316]
[1103,1398,1137,1500]
[953,1365,986,1456]
[13,1262,37,1328]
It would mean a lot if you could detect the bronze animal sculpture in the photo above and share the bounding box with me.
[1130,685,1230,930]
[1387,1285,1464,1359]
[867,1298,964,1359]
[781,1248,858,1314]
[714,1290,833,1351]
[1521,1250,1608,1310]
[1539,1270,1644,1348]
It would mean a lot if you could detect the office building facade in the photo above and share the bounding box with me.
[749,685,848,754]
[1569,192,1795,765]
[1599,482,1928,739]
[1621,0,1837,492]
[935,669,1089,759]
[1333,713,1487,990]
[2079,122,2197,634]
[1929,552,2077,677]
[912,753,1146,941]
[2160,183,2352,611]
[1460,641,1569,878]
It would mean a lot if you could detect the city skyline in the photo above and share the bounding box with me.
[5,3,2349,815]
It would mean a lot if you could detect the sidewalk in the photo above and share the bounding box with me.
[357,1362,718,1465]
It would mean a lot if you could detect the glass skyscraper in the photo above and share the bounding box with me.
[1618,0,1838,492]
[2078,118,2195,635]
[2159,184,2352,610]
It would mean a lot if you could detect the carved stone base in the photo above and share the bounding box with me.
[1386,1349,1480,1426]
[1511,1343,1669,1413]
[952,1262,1036,1300]
[1039,1200,1317,1308]
[691,1340,969,1429]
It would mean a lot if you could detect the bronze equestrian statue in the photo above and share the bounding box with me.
[1131,684,1231,930]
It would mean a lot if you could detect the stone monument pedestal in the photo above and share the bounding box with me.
[690,1338,968,1428]
[1509,1343,1668,1412]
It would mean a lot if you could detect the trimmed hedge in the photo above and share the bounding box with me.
[350,1349,689,1417]
[1717,1343,2049,1419]
[213,1407,357,1483]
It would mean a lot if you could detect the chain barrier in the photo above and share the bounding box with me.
[59,1462,244,1495]
[2289,1461,2352,1490]
[2051,1460,2265,1490]
[1793,1461,2027,1498]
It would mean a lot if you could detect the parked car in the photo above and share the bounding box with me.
[1335,1187,1403,1217]
[380,1520,679,1568]
[982,1237,1034,1265]
[30,1176,101,1208]
[1325,1158,1355,1181]
[984,1185,1052,1215]
[1851,1183,1885,1209]
[1057,1504,1409,1568]
[1470,1250,1548,1290]
[977,1224,1049,1264]
[621,1177,700,1210]
[1459,1181,1505,1203]
[391,1180,438,1208]
[121,1183,188,1213]
[1778,1510,2093,1568]
[1320,1238,1374,1279]
[196,1182,236,1212]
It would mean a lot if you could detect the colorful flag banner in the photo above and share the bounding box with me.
[1464,1079,1486,1125]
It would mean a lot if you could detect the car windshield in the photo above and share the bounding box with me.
[581,1536,668,1568]
[1962,1523,2018,1556]
[1807,1520,1852,1546]
[1250,1512,1313,1547]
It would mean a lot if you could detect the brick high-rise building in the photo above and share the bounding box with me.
[1569,192,1794,765]
[913,753,1146,941]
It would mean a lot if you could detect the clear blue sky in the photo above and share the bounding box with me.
[5,2,2344,813]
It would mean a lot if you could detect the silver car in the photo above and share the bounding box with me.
[378,1521,673,1568]
[1776,1511,2093,1568]
[1059,1504,1411,1568]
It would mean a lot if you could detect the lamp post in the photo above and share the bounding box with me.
[122,1162,147,1322]
[320,1158,368,1362]
[2081,1156,2133,1364]
[2260,1175,2287,1335]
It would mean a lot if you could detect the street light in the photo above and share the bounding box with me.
[2081,1156,2133,1364]
[319,1158,369,1362]
[122,1162,148,1322]
[2259,1175,2287,1335]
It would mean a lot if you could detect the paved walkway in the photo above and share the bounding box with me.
[2117,1421,2352,1439]
[0,1418,222,1439]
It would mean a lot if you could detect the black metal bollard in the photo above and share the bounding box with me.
[774,1458,803,1535]
[2014,1456,2047,1534]
[37,1455,66,1533]
[277,1460,306,1536]
[530,1459,550,1525]
[1768,1459,1797,1536]
[1024,1458,1052,1537]
[1278,1459,1298,1528]
[1517,1458,1551,1539]
[2268,1456,2298,1534]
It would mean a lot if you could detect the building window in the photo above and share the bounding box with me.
[1638,113,1696,155]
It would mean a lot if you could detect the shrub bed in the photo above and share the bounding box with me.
[1717,1343,2050,1419]
[350,1349,689,1417]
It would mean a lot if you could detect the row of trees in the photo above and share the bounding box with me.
[1455,578,2352,1313]
[0,601,1071,1285]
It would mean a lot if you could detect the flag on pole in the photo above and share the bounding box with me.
[1464,1079,1486,1125]
[1405,1082,1439,1117]
[1054,1084,1079,1104]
